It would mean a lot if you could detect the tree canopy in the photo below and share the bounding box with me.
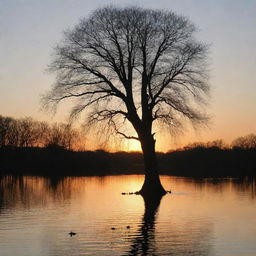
[44,6,209,142]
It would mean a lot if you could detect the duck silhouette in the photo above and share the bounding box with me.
[69,231,77,236]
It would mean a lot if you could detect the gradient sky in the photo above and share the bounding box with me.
[0,0,255,151]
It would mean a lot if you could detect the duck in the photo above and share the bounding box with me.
[69,231,77,236]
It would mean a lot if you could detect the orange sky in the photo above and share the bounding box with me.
[0,0,255,152]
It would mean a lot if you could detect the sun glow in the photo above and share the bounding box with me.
[125,140,142,152]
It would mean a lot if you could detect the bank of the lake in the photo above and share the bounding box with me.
[0,146,256,177]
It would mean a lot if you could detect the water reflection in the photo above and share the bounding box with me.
[185,177,256,199]
[0,175,255,256]
[1,175,255,210]
[124,194,213,256]
[0,175,73,212]
[125,195,162,255]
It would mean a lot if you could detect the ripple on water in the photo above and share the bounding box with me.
[0,175,255,256]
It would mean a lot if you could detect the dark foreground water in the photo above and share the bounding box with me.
[0,175,255,256]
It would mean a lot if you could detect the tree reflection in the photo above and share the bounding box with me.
[124,193,213,256]
[0,175,73,211]
[233,177,256,199]
[188,177,256,199]
[124,194,162,255]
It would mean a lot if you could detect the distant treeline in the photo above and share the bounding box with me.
[1,114,256,177]
[0,146,143,176]
[0,115,86,150]
[160,146,256,177]
[178,134,256,151]
[1,114,256,151]
[0,145,255,178]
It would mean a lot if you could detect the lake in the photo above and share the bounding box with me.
[0,175,255,255]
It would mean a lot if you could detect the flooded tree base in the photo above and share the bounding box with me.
[138,175,167,198]
[121,188,171,196]
[138,187,167,198]
[121,190,171,195]
[120,168,170,197]
[121,176,171,197]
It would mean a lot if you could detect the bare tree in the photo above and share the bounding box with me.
[45,123,66,149]
[0,116,17,147]
[17,117,39,147]
[45,123,82,150]
[231,134,256,149]
[44,6,210,196]
[34,121,51,147]
[6,118,19,146]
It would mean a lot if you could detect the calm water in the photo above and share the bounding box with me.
[0,175,255,256]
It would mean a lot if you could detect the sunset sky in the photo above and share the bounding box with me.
[0,0,255,151]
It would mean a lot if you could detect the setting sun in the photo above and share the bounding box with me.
[125,140,142,152]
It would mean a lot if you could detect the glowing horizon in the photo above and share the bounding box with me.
[0,0,255,151]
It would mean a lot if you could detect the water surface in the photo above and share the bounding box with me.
[0,175,255,255]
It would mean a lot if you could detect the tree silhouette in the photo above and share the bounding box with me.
[44,6,209,196]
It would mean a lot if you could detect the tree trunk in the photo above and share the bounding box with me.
[138,133,166,197]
